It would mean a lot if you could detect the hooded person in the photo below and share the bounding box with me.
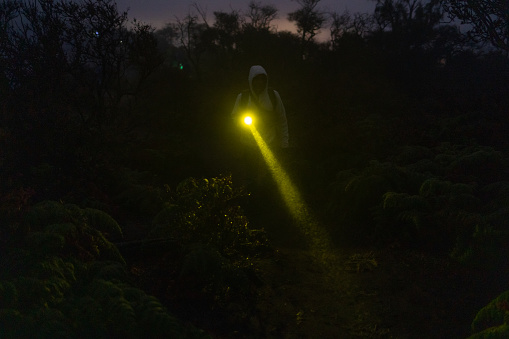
[231,65,289,148]
[231,65,289,187]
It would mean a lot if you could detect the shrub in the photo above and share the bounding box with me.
[469,291,509,339]
[0,200,206,338]
[23,201,124,264]
[144,175,268,334]
[325,161,425,245]
[148,174,270,265]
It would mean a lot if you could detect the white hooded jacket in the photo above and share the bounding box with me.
[231,65,289,148]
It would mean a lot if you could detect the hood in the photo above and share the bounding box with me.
[248,65,268,97]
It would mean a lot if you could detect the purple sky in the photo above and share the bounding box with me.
[116,0,376,34]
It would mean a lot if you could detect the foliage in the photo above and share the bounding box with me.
[444,0,509,51]
[176,244,253,312]
[469,291,509,338]
[1,0,161,127]
[370,0,451,60]
[329,11,374,50]
[138,175,269,335]
[113,168,165,218]
[325,160,425,245]
[245,1,278,30]
[0,200,206,338]
[149,174,270,264]
[22,200,124,263]
[446,146,506,184]
[344,252,378,273]
[170,13,210,77]
[322,141,509,263]
[288,0,326,57]
[372,0,444,34]
[0,261,205,338]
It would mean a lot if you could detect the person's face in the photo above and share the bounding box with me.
[252,74,267,95]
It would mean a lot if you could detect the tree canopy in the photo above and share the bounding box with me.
[444,0,509,52]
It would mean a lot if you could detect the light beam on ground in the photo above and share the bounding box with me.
[249,125,332,256]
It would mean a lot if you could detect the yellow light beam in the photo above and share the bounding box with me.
[247,125,369,307]
[249,125,332,254]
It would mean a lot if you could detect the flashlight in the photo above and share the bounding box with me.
[244,116,253,125]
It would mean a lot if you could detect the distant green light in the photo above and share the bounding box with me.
[179,63,184,70]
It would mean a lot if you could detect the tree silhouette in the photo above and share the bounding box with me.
[329,11,374,50]
[172,13,209,78]
[1,0,161,129]
[444,0,509,52]
[245,1,278,30]
[213,10,242,53]
[288,0,325,58]
[371,0,444,51]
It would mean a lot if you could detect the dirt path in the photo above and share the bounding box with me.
[245,192,485,338]
[253,247,388,338]
[246,193,390,338]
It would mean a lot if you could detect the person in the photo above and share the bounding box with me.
[231,65,289,189]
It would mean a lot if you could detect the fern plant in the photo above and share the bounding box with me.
[374,191,430,245]
[0,200,207,338]
[469,291,509,339]
[23,200,125,264]
[325,160,426,245]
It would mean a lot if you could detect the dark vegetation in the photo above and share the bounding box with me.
[1,0,509,337]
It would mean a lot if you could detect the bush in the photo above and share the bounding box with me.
[142,175,269,334]
[469,291,509,339]
[0,200,206,338]
[325,160,425,245]
[23,201,124,264]
[148,174,271,265]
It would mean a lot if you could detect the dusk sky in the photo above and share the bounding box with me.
[116,0,377,34]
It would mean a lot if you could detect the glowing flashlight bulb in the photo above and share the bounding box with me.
[244,116,253,125]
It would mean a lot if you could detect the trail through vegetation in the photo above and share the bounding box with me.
[242,189,503,338]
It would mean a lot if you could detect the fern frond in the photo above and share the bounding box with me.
[383,191,429,213]
[471,290,509,334]
[83,208,123,239]
[64,295,105,335]
[135,295,181,338]
[87,279,123,301]
[448,193,480,210]
[88,261,127,282]
[92,231,126,265]
[450,183,474,195]
[34,257,76,283]
[419,178,451,197]
[45,223,78,238]
[104,295,137,337]
[24,200,70,230]
[27,231,66,256]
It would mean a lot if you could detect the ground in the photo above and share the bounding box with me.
[243,190,501,339]
[127,185,503,338]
